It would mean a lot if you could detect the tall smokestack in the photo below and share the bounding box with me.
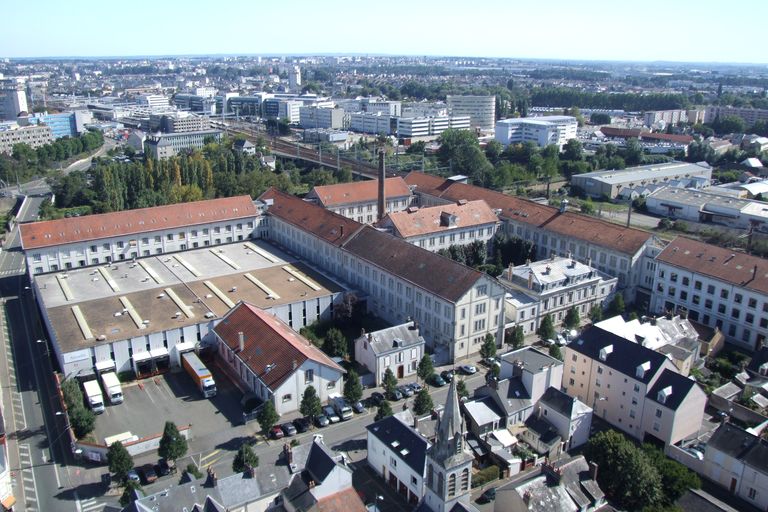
[377,150,386,221]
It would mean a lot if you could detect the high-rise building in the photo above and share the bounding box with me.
[0,79,28,121]
[288,66,301,92]
[0,125,53,154]
[446,95,495,131]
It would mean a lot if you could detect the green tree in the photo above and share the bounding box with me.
[506,326,525,349]
[69,406,96,439]
[382,368,398,396]
[232,443,259,473]
[413,388,434,415]
[589,305,603,323]
[537,314,556,343]
[548,344,563,361]
[256,400,279,435]
[375,400,394,421]
[325,327,348,358]
[108,441,134,482]
[563,307,580,330]
[590,112,611,125]
[119,480,142,506]
[456,379,469,400]
[300,385,323,420]
[624,138,644,166]
[581,197,596,215]
[606,294,626,318]
[562,139,583,161]
[479,333,497,360]
[641,444,701,504]
[436,129,494,185]
[343,369,363,404]
[158,421,187,463]
[417,354,434,383]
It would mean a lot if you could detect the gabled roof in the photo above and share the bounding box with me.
[366,415,429,474]
[307,177,411,207]
[708,422,768,474]
[568,326,669,385]
[359,322,425,355]
[539,387,577,417]
[342,225,485,303]
[259,188,363,247]
[214,302,343,391]
[305,439,341,483]
[21,195,258,250]
[656,236,768,295]
[405,172,651,256]
[379,199,499,238]
[645,369,700,411]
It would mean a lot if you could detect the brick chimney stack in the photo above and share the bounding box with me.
[377,150,386,221]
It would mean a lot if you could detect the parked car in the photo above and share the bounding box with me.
[556,334,567,346]
[293,417,311,433]
[440,369,455,381]
[397,385,414,397]
[270,425,285,439]
[483,356,501,367]
[479,487,496,503]
[685,448,704,460]
[351,401,365,414]
[368,392,385,406]
[408,382,423,393]
[322,405,340,423]
[314,415,330,428]
[387,388,404,401]
[460,364,477,375]
[127,469,141,483]
[139,464,158,484]
[281,422,297,437]
[156,458,176,476]
[429,374,447,387]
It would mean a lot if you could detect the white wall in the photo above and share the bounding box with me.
[367,430,425,500]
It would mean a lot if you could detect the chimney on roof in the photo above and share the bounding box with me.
[377,150,386,222]
[238,331,245,352]
[528,270,534,289]
[340,225,344,238]
[589,461,599,481]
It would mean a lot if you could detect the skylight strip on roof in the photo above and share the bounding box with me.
[164,287,194,318]
[119,296,145,329]
[138,260,164,284]
[98,266,120,292]
[71,305,94,340]
[204,280,235,309]
[244,242,279,263]
[56,274,74,301]
[209,248,241,270]
[173,254,202,277]
[282,266,322,291]
[244,273,281,300]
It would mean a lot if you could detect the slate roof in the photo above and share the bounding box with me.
[259,188,363,247]
[656,236,768,295]
[525,415,562,446]
[539,387,577,417]
[21,195,258,250]
[404,172,651,256]
[342,225,485,303]
[305,439,340,483]
[475,378,531,416]
[645,369,700,411]
[366,415,429,474]
[379,199,499,238]
[308,177,411,207]
[568,326,669,385]
[746,346,768,375]
[214,302,343,391]
[708,422,768,474]
[359,322,425,356]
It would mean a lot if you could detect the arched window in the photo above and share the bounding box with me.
[461,468,470,491]
[448,473,457,497]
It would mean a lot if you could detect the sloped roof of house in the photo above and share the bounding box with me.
[379,199,499,238]
[366,415,429,474]
[214,302,343,391]
[539,387,578,417]
[645,369,700,411]
[307,177,411,207]
[708,422,768,474]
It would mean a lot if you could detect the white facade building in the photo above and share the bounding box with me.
[348,112,393,135]
[446,95,495,131]
[495,116,578,149]
[536,387,592,450]
[354,322,425,385]
[397,115,471,139]
[306,177,412,224]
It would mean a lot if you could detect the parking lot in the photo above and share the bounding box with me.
[92,362,250,447]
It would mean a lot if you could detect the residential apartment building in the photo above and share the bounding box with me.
[260,188,506,363]
[213,302,345,415]
[367,415,430,506]
[563,326,706,446]
[149,112,211,133]
[354,321,426,385]
[698,422,768,511]
[405,172,654,302]
[0,124,53,154]
[651,236,768,351]
[299,106,348,129]
[305,177,412,223]
[704,105,768,127]
[446,95,495,131]
[643,109,705,127]
[376,199,499,251]
[144,129,223,159]
[499,256,617,335]
[495,116,578,149]
[571,161,712,200]
[20,195,262,274]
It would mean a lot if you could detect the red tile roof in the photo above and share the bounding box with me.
[214,302,343,391]
[656,237,768,295]
[259,188,363,247]
[404,171,455,197]
[406,173,651,256]
[20,195,258,250]
[379,200,499,238]
[640,132,695,144]
[315,488,367,512]
[599,127,644,139]
[307,177,411,207]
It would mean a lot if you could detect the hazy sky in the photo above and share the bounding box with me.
[4,0,767,63]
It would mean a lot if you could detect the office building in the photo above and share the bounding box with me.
[20,112,78,139]
[264,99,301,123]
[137,94,170,110]
[397,115,471,139]
[361,98,401,117]
[650,236,768,351]
[348,112,394,135]
[144,129,223,159]
[0,78,28,121]
[299,106,348,130]
[495,116,578,149]
[446,95,495,131]
[149,112,211,133]
[0,124,53,154]
[571,161,712,199]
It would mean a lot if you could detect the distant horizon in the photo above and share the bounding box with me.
[4,0,768,64]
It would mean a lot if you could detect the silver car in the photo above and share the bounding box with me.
[322,405,340,423]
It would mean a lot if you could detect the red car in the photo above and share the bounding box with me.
[270,425,285,439]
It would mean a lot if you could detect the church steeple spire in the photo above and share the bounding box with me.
[433,375,465,463]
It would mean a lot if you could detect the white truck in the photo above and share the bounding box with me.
[329,394,352,421]
[100,372,123,405]
[83,380,105,414]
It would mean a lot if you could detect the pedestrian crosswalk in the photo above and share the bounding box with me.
[79,496,105,512]
[17,443,38,512]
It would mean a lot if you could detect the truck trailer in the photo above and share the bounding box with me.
[100,372,123,404]
[181,352,217,398]
[83,379,105,414]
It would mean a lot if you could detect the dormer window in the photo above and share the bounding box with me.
[636,361,651,379]
[599,345,613,361]
[657,386,672,404]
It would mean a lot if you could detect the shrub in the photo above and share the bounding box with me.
[472,465,500,488]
